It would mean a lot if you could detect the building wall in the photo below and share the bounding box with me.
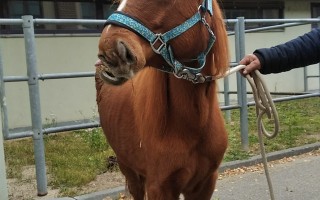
[217,0,319,97]
[1,36,99,128]
[1,0,319,129]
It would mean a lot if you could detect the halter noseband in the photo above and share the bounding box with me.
[105,0,216,84]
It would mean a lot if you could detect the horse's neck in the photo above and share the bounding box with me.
[133,68,217,128]
[167,74,216,127]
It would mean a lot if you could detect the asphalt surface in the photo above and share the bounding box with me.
[212,153,320,200]
[52,142,320,200]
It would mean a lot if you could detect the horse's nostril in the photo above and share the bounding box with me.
[117,40,136,64]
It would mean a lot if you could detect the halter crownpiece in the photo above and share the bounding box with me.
[105,0,216,84]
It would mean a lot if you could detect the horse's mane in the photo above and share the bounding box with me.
[210,0,229,77]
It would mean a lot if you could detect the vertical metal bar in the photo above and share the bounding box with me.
[224,77,231,122]
[318,63,320,91]
[22,15,48,196]
[0,120,8,200]
[0,45,9,200]
[304,67,308,92]
[0,44,9,139]
[235,17,249,151]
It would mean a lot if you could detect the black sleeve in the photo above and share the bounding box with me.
[253,28,320,74]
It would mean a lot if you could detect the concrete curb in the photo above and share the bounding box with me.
[219,142,320,172]
[52,142,320,200]
[74,186,125,200]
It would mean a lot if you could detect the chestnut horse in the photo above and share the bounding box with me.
[95,0,229,199]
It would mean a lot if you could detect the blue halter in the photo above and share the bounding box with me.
[105,0,216,83]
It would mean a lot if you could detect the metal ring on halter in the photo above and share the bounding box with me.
[198,5,207,18]
[150,34,166,54]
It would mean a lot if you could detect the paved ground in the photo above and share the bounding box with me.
[212,154,320,200]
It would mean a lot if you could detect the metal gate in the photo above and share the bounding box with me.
[0,16,319,198]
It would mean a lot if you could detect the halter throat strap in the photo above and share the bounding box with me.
[105,1,216,84]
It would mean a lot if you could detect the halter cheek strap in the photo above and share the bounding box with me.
[105,0,216,84]
[202,0,213,16]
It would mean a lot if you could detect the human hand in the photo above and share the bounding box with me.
[239,54,262,75]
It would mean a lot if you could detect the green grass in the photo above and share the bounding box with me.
[4,129,116,197]
[44,130,115,196]
[4,97,320,197]
[223,97,320,162]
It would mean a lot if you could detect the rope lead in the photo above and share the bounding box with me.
[247,70,279,200]
[220,66,279,200]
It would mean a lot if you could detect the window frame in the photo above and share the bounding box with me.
[0,0,118,35]
[220,1,284,31]
[311,3,320,29]
[1,0,285,35]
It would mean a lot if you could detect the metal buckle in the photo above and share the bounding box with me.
[150,34,166,54]
[174,68,206,84]
[198,5,207,18]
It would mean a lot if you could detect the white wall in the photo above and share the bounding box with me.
[1,36,100,128]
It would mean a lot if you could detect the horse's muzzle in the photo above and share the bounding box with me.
[95,59,128,85]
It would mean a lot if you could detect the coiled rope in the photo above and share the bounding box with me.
[220,65,280,200]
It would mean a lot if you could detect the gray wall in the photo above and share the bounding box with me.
[1,36,99,128]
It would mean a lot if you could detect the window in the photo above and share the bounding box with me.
[0,0,119,34]
[8,1,42,18]
[220,1,284,31]
[311,3,320,28]
[103,3,118,18]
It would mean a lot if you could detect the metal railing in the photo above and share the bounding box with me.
[0,16,319,197]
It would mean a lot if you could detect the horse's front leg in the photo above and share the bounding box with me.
[118,161,145,200]
[183,171,218,200]
[145,182,181,200]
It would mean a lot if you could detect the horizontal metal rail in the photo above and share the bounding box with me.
[307,75,320,78]
[6,93,319,140]
[5,131,33,140]
[34,18,105,25]
[43,121,100,135]
[220,91,314,96]
[5,121,100,140]
[221,93,320,111]
[226,18,320,23]
[4,72,95,82]
[3,76,28,82]
[38,72,95,80]
[2,18,320,26]
[0,18,23,25]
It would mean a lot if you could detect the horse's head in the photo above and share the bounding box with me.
[96,0,229,85]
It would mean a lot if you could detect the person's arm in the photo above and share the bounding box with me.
[240,28,320,75]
